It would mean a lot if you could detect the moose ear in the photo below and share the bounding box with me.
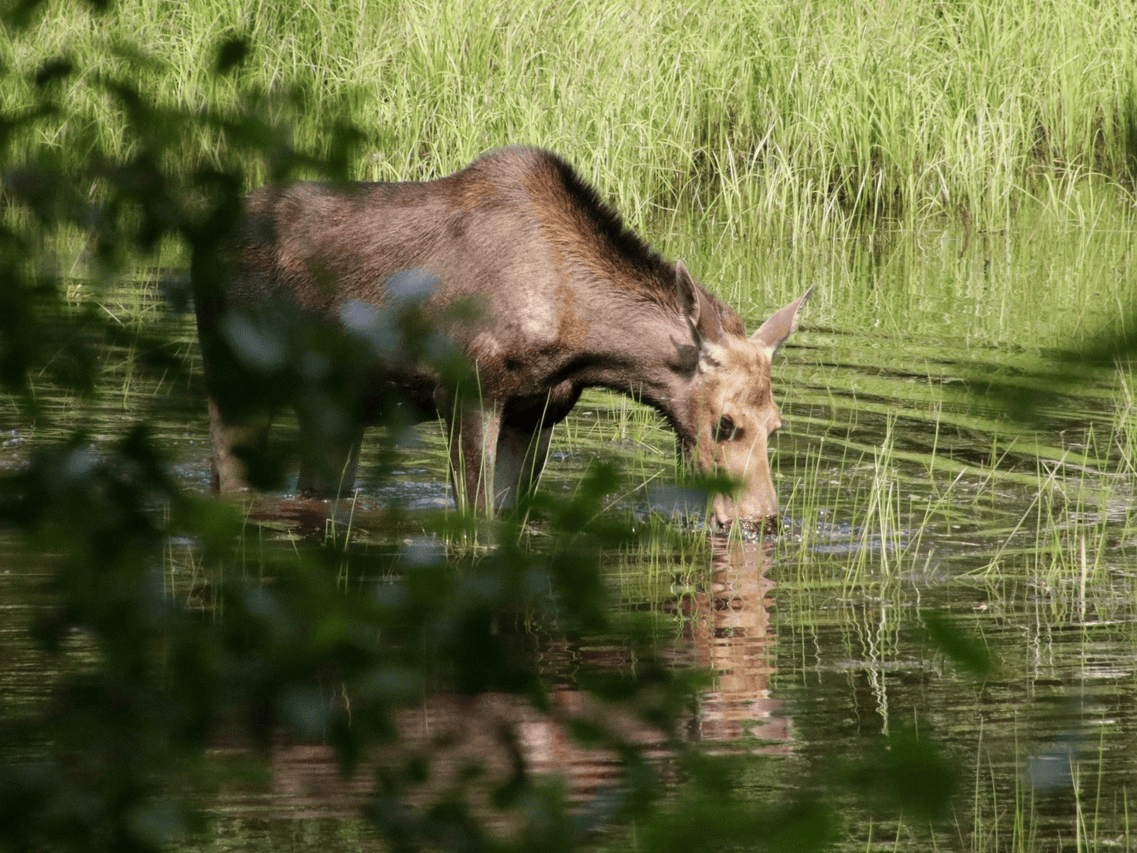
[675,261,725,347]
[674,261,700,328]
[752,287,813,357]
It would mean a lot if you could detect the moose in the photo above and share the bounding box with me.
[193,147,810,531]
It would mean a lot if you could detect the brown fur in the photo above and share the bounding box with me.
[195,147,809,529]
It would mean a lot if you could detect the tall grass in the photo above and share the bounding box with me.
[3,0,1135,248]
[4,0,1134,562]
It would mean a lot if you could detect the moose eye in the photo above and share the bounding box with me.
[715,415,738,441]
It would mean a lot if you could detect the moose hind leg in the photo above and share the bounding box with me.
[208,398,273,492]
[296,411,364,498]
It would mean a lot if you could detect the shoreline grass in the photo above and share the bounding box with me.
[5,5,1137,850]
[3,0,1135,247]
[4,0,1135,389]
[5,0,1136,639]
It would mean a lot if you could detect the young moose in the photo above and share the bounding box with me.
[195,147,810,531]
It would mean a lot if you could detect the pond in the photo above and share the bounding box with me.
[2,214,1135,852]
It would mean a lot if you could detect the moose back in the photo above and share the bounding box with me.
[193,147,809,531]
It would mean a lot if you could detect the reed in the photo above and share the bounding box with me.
[7,6,1137,853]
[3,0,1135,253]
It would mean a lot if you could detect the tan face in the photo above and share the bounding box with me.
[691,336,782,531]
[668,262,810,533]
[672,276,810,534]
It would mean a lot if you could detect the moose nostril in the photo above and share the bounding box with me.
[715,415,737,441]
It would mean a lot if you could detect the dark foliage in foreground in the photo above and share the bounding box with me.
[0,7,972,851]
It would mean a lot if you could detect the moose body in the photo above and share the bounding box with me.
[195,147,809,530]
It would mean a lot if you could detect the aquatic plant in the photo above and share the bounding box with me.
[3,3,1134,852]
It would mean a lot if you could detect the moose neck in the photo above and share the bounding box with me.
[566,289,707,447]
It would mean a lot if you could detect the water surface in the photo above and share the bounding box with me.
[2,221,1135,851]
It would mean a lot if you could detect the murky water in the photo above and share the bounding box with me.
[2,222,1136,851]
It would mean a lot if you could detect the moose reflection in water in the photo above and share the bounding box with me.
[194,147,810,532]
[678,536,787,748]
[219,538,787,830]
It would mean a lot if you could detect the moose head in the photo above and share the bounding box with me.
[672,262,811,532]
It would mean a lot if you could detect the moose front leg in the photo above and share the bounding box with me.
[494,422,553,509]
[493,386,579,509]
[442,395,503,514]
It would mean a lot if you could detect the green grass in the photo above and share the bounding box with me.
[3,0,1136,246]
[5,0,1136,373]
[7,4,1137,851]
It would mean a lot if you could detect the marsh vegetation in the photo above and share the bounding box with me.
[2,1,1136,851]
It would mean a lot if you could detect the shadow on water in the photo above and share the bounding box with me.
[3,226,1137,850]
[172,530,790,835]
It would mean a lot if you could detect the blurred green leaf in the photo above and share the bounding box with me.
[923,610,994,677]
